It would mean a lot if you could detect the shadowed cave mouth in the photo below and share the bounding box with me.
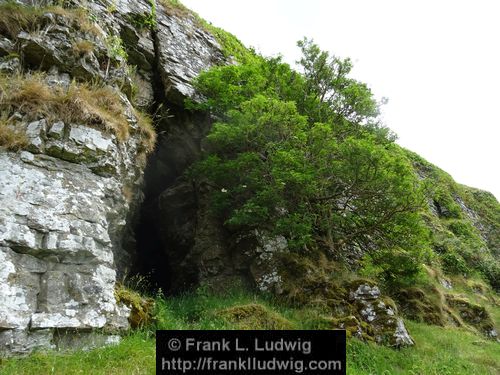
[133,102,210,294]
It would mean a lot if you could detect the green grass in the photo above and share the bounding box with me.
[0,332,155,375]
[1,287,498,375]
[348,321,499,375]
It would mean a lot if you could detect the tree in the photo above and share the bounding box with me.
[189,39,429,285]
[297,38,385,138]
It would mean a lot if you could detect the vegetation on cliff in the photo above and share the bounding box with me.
[186,35,499,297]
[0,0,498,373]
[1,286,499,374]
[0,72,156,152]
[188,39,425,290]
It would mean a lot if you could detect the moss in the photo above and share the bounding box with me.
[445,294,496,336]
[217,303,294,330]
[115,284,154,329]
[346,278,378,291]
[276,252,348,307]
[395,286,447,326]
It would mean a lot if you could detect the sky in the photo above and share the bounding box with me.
[181,0,500,199]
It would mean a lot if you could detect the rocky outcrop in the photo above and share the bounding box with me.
[0,118,140,355]
[0,0,225,355]
[158,180,416,347]
[2,0,496,358]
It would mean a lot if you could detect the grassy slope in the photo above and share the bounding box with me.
[2,289,498,375]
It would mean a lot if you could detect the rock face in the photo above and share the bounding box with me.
[0,0,224,355]
[0,123,139,355]
[159,180,416,347]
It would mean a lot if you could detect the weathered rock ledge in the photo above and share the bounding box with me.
[0,0,224,355]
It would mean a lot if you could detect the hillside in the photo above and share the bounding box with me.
[0,0,498,373]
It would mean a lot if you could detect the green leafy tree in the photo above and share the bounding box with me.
[296,38,380,127]
[189,39,430,286]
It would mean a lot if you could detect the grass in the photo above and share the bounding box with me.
[158,0,256,63]
[0,118,28,151]
[0,2,101,40]
[2,287,498,375]
[72,40,95,57]
[0,332,155,375]
[0,72,156,153]
[348,320,500,375]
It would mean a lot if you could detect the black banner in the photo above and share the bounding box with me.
[157,330,346,374]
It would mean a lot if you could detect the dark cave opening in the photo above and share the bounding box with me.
[132,103,212,294]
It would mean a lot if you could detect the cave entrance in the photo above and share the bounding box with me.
[132,104,210,294]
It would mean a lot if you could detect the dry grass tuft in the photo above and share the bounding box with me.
[0,2,101,40]
[158,0,193,19]
[0,73,156,151]
[0,118,28,151]
[72,40,95,56]
[0,2,39,39]
[133,109,156,153]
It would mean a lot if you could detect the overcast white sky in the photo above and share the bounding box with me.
[182,0,500,199]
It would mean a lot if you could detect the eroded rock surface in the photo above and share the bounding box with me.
[0,0,225,355]
[158,180,416,347]
[0,130,139,355]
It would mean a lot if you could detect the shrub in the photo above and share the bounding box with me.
[441,252,470,276]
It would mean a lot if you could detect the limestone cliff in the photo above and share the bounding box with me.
[0,0,223,355]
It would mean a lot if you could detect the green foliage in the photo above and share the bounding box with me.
[447,219,481,240]
[201,22,256,63]
[194,94,427,258]
[406,148,500,291]
[105,35,128,62]
[189,41,432,289]
[441,251,471,275]
[296,38,380,126]
[127,0,157,30]
[3,288,499,375]
[462,187,500,255]
[433,188,463,218]
[188,55,304,115]
[361,248,426,289]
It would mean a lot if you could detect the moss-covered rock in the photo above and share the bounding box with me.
[445,294,497,339]
[217,303,294,330]
[276,253,348,308]
[115,285,154,329]
[396,287,447,326]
